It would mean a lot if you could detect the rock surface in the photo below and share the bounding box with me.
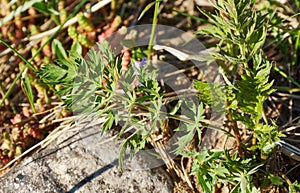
[0,125,173,193]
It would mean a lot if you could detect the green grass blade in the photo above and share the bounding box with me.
[173,9,210,23]
[0,39,37,72]
[273,66,300,88]
[138,1,156,21]
[147,0,160,60]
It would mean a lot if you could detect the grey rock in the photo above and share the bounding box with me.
[0,125,173,193]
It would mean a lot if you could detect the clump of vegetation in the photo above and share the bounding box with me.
[0,0,300,192]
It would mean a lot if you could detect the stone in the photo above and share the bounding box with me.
[0,125,173,193]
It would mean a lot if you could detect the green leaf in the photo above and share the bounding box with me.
[235,54,275,119]
[214,166,230,178]
[198,174,213,193]
[173,101,205,154]
[38,64,75,84]
[52,39,68,61]
[71,79,98,113]
[70,41,82,55]
[269,174,283,186]
[254,123,281,154]
[97,40,115,65]
[33,2,59,15]
[138,1,156,21]
[103,111,115,132]
[169,100,182,115]
[193,80,226,113]
[33,2,52,15]
[174,126,195,155]
[22,75,37,113]
[290,182,300,192]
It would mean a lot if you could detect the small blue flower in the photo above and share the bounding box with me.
[134,57,147,71]
[133,57,147,86]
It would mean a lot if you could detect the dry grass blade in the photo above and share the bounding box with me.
[276,140,300,161]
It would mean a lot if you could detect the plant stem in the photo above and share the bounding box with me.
[239,43,251,76]
[101,85,233,137]
[226,107,243,156]
[147,0,160,61]
[133,101,233,137]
